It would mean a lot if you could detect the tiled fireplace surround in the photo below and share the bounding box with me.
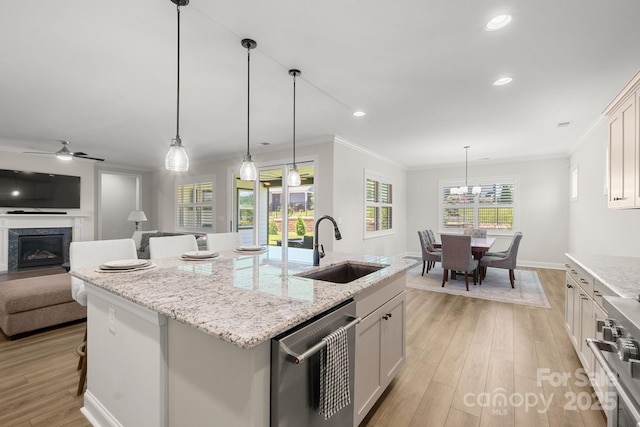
[0,214,86,273]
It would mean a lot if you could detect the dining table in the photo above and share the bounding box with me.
[468,236,496,260]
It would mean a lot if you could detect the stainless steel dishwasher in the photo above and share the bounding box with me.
[271,299,358,427]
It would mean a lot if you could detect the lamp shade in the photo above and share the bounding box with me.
[127,210,148,222]
[287,165,301,186]
[165,138,189,172]
[240,155,257,180]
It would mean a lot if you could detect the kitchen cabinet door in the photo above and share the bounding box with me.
[608,96,636,208]
[354,291,405,427]
[565,274,576,340]
[380,292,406,385]
[354,308,383,426]
[578,291,594,373]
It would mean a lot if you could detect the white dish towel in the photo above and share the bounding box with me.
[319,326,351,419]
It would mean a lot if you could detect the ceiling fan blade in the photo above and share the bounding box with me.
[73,153,105,162]
[23,151,54,155]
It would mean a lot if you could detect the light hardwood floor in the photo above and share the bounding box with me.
[0,267,606,426]
[361,267,606,427]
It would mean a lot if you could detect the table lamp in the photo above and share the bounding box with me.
[127,210,147,231]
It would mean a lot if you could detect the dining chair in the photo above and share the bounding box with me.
[426,229,440,248]
[440,234,478,291]
[484,231,521,257]
[206,232,242,252]
[479,232,523,288]
[69,237,138,396]
[471,228,487,238]
[417,230,441,275]
[149,234,198,259]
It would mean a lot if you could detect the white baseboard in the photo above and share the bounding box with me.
[82,390,123,427]
[401,252,565,270]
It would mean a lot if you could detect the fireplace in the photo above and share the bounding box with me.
[7,227,72,272]
[18,234,64,269]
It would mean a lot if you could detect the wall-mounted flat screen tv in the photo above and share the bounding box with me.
[0,169,81,209]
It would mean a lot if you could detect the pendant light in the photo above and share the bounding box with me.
[453,146,481,196]
[287,69,301,187]
[165,0,190,172]
[239,39,258,181]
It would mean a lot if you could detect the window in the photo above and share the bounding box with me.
[237,189,254,228]
[176,176,214,230]
[440,178,516,232]
[365,171,394,237]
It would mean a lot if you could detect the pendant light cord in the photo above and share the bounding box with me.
[175,3,181,140]
[464,145,469,186]
[292,73,296,166]
[246,44,251,156]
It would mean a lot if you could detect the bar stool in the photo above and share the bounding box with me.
[69,238,138,396]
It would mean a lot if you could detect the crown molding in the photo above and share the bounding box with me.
[333,135,408,170]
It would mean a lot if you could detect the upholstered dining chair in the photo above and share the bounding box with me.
[471,228,487,238]
[440,234,478,291]
[148,234,198,259]
[206,232,242,252]
[69,238,138,396]
[479,232,523,288]
[426,229,440,248]
[418,230,441,275]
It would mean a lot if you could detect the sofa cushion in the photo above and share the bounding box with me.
[0,273,73,314]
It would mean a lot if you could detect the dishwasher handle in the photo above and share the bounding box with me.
[283,316,361,365]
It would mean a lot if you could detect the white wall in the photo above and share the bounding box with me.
[96,165,155,236]
[407,157,570,268]
[569,122,640,256]
[99,173,138,239]
[0,151,96,240]
[332,140,408,257]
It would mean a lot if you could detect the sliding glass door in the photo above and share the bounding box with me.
[233,162,314,251]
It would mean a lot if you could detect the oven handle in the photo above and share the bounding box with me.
[587,338,640,426]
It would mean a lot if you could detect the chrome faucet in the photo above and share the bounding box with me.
[313,215,342,266]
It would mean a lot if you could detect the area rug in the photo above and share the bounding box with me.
[405,261,551,309]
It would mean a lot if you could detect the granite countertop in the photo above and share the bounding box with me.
[565,253,640,299]
[71,249,416,349]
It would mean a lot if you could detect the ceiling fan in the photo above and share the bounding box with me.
[24,140,105,162]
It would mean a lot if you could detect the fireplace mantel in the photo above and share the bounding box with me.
[0,214,88,272]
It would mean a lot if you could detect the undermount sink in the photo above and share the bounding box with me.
[297,261,387,284]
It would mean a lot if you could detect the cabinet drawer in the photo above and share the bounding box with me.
[354,273,405,318]
[593,278,615,310]
[565,261,594,296]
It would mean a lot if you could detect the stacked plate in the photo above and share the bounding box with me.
[180,250,220,261]
[98,259,154,272]
[234,245,267,254]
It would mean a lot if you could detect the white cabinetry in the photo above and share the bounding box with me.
[605,70,640,209]
[565,274,577,346]
[353,274,406,427]
[564,260,608,406]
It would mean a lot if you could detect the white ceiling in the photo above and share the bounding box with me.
[1,0,639,170]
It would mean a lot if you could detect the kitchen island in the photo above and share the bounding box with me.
[71,249,415,427]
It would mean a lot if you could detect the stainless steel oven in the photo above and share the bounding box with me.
[588,296,640,427]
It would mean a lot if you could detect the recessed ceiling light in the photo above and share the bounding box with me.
[485,14,512,31]
[493,77,513,86]
[353,111,366,117]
